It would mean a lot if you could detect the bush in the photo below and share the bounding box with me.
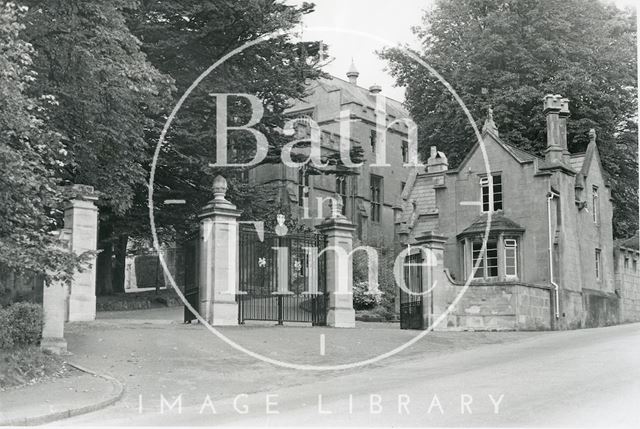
[353,281,381,310]
[0,302,43,349]
[352,242,399,314]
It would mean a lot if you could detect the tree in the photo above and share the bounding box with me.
[0,2,79,282]
[381,0,637,238]
[125,1,340,240]
[20,0,174,293]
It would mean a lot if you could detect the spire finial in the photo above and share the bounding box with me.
[347,58,359,84]
[482,106,499,137]
[589,128,597,145]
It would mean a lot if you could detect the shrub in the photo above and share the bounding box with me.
[353,281,381,310]
[0,309,13,349]
[352,242,399,314]
[0,302,43,349]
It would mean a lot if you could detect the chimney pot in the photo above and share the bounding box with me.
[543,94,562,113]
[369,84,382,95]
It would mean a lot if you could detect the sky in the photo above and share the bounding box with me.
[286,0,637,102]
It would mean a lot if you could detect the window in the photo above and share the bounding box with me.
[401,181,406,195]
[298,167,309,207]
[624,256,630,271]
[472,240,498,278]
[481,174,503,212]
[595,249,601,280]
[401,141,409,163]
[370,129,377,153]
[504,239,518,277]
[634,259,637,272]
[336,176,348,215]
[370,175,383,222]
[592,186,599,223]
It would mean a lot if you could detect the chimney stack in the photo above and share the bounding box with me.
[543,94,564,164]
[346,60,359,85]
[427,146,448,172]
[559,98,570,163]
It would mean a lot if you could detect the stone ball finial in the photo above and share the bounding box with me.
[213,175,228,201]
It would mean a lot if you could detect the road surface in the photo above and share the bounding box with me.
[55,322,640,427]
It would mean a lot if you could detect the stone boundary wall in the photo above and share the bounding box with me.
[442,282,552,331]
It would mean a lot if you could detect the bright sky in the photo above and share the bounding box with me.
[287,0,637,102]
[286,0,432,101]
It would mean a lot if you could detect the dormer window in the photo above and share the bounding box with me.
[480,174,502,212]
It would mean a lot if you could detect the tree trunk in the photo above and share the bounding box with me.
[112,234,128,294]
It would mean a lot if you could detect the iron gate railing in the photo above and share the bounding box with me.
[400,252,425,330]
[238,225,327,325]
[183,234,199,323]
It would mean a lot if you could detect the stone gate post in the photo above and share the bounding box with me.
[41,229,72,354]
[65,185,99,322]
[413,232,450,330]
[316,196,356,328]
[198,176,241,325]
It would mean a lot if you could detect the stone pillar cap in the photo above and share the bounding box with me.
[198,175,241,219]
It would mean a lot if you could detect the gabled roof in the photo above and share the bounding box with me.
[457,212,525,238]
[313,76,408,119]
[452,128,539,174]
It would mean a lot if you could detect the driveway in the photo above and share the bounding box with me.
[54,308,639,426]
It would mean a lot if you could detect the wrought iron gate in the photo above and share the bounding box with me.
[238,225,327,325]
[400,252,425,330]
[183,235,199,323]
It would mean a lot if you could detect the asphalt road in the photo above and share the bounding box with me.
[55,322,640,427]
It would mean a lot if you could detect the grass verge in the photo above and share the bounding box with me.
[0,346,75,391]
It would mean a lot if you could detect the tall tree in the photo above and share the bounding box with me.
[381,0,637,238]
[20,0,174,293]
[0,3,79,282]
[125,1,331,238]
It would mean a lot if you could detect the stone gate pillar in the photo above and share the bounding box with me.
[198,176,241,325]
[65,185,99,322]
[41,229,72,354]
[413,232,450,330]
[316,197,356,328]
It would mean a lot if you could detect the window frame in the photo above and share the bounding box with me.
[370,174,383,223]
[471,239,499,279]
[480,174,503,213]
[401,140,409,163]
[595,248,601,280]
[504,238,518,278]
[370,129,377,153]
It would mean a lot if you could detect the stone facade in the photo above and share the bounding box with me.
[398,96,637,330]
[249,63,412,248]
[614,235,640,323]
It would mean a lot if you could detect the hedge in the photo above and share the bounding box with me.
[0,302,43,349]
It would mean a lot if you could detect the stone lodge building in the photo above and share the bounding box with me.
[248,62,412,247]
[396,95,640,330]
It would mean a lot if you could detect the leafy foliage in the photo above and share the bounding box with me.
[21,0,174,215]
[0,302,42,349]
[126,0,328,239]
[381,0,638,238]
[0,3,80,280]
